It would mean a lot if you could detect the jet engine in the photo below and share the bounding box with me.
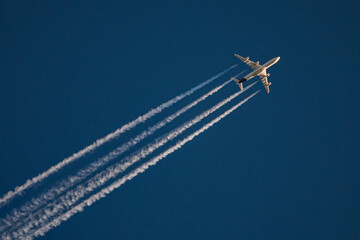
[266,73,270,77]
[255,61,259,65]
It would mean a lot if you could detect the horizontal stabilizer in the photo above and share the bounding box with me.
[232,77,243,91]
[231,77,240,83]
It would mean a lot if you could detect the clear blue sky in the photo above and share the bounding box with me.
[0,1,359,239]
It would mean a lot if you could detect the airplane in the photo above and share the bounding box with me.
[232,54,280,93]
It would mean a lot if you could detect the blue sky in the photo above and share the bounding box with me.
[0,1,359,239]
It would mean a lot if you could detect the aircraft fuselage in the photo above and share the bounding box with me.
[241,57,280,83]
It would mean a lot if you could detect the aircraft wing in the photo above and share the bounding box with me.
[259,71,271,93]
[234,54,261,70]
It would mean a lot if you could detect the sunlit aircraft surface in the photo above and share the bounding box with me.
[232,54,280,93]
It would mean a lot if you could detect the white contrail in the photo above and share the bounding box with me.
[5,84,258,239]
[0,70,245,232]
[0,65,237,208]
[30,90,260,238]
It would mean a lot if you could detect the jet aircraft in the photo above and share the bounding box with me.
[232,54,280,93]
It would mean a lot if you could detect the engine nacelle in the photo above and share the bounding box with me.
[266,73,270,77]
[245,57,249,60]
[268,82,272,86]
[255,61,259,65]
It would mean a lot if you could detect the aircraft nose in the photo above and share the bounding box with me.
[277,56,280,61]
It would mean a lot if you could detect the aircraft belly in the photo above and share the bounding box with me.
[244,72,256,80]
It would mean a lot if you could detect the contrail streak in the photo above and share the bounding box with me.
[0,65,237,208]
[0,70,245,232]
[31,90,260,238]
[5,84,257,239]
